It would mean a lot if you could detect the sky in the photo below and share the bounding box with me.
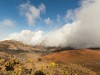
[1,0,100,48]
[0,0,80,39]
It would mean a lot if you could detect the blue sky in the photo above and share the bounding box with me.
[0,0,81,39]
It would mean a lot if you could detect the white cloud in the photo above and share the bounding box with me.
[44,18,53,25]
[67,0,100,48]
[3,22,76,47]
[43,22,76,47]
[0,19,16,40]
[64,9,76,22]
[0,19,15,27]
[19,2,46,26]
[3,30,44,46]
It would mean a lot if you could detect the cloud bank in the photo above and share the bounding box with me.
[3,0,100,48]
[3,22,76,47]
[68,0,100,48]
[3,30,44,45]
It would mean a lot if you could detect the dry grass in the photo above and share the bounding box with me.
[0,53,97,75]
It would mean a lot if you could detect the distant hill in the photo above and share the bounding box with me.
[44,49,100,75]
[0,40,34,51]
[44,49,100,61]
[0,40,47,52]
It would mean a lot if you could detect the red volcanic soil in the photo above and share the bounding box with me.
[43,49,100,74]
[44,49,100,61]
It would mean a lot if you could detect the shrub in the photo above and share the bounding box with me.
[37,58,42,62]
[34,70,46,75]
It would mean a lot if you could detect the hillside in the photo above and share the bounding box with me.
[0,40,34,51]
[0,40,47,52]
[0,52,97,75]
[44,49,100,75]
[44,49,100,61]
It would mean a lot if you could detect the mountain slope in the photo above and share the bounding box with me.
[44,49,100,74]
[0,40,34,51]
